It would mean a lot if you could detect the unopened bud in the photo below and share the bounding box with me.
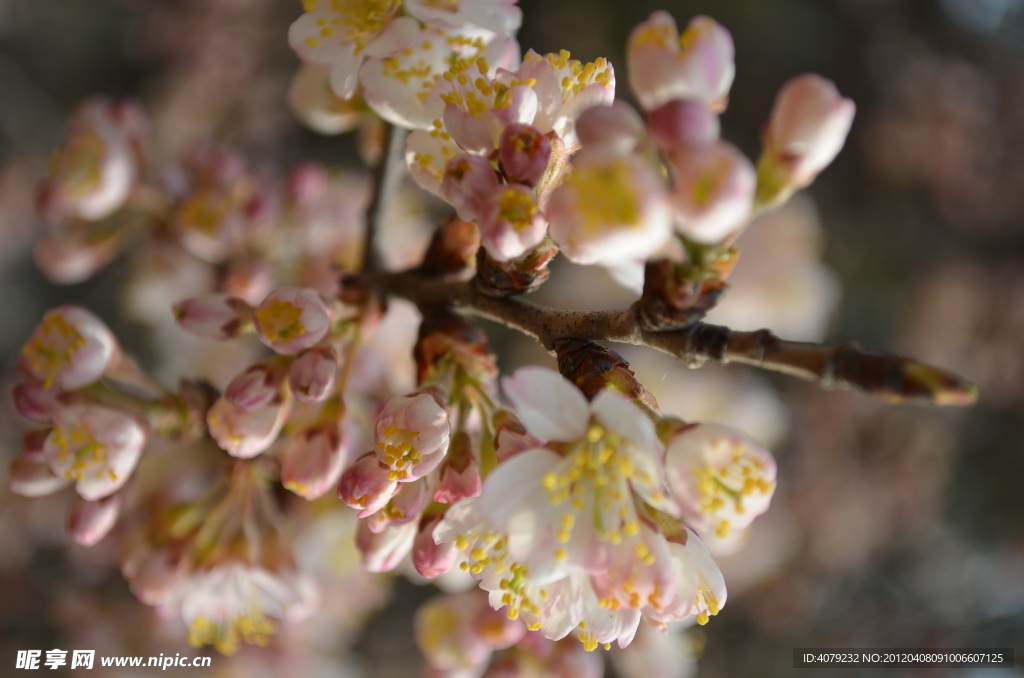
[338,451,399,518]
[498,123,552,187]
[282,424,348,500]
[412,513,458,579]
[576,102,646,155]
[646,98,721,151]
[66,490,123,546]
[440,154,501,223]
[173,294,253,339]
[13,382,61,423]
[288,347,338,403]
[433,431,481,504]
[225,361,286,411]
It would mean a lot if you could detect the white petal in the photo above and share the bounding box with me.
[501,367,589,442]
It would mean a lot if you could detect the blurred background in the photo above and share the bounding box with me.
[1,0,1023,676]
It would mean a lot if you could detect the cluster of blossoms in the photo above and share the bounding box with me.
[10,1,928,675]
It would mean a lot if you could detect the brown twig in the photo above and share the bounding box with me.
[361,123,408,274]
[369,270,978,406]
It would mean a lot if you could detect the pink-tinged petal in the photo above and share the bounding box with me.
[498,123,552,187]
[19,305,118,391]
[43,404,145,501]
[66,491,123,546]
[360,26,453,129]
[328,49,364,100]
[374,393,450,481]
[501,366,589,442]
[206,395,289,459]
[591,390,657,452]
[253,286,331,355]
[363,15,420,56]
[477,184,547,262]
[434,433,481,505]
[440,154,501,222]
[338,451,400,517]
[406,128,461,196]
[665,423,776,537]
[670,140,756,244]
[9,452,70,497]
[443,104,496,156]
[547,151,673,265]
[225,362,285,411]
[477,447,561,532]
[627,13,734,113]
[575,102,645,155]
[173,294,253,340]
[288,63,364,136]
[406,0,522,33]
[33,232,120,285]
[412,513,459,579]
[13,381,61,423]
[764,73,856,191]
[356,518,417,573]
[282,425,348,500]
[288,10,354,65]
[126,546,188,606]
[288,347,338,403]
[646,98,721,151]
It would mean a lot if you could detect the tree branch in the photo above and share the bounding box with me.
[370,270,978,406]
[361,123,408,274]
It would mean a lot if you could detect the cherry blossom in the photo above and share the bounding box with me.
[43,404,146,501]
[19,305,118,391]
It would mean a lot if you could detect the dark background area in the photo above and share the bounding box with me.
[1,0,1022,676]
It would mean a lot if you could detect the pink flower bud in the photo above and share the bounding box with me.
[66,490,123,546]
[356,518,417,573]
[338,451,399,518]
[282,425,348,500]
[477,184,547,263]
[22,429,51,461]
[493,411,543,463]
[206,395,289,459]
[125,545,188,606]
[253,287,331,355]
[669,141,756,244]
[9,448,69,497]
[37,98,138,223]
[575,102,646,155]
[13,382,61,423]
[433,432,481,504]
[33,232,120,284]
[412,513,459,580]
[665,423,776,539]
[646,98,721,151]
[366,479,429,534]
[43,404,146,501]
[19,305,117,391]
[440,154,501,223]
[547,151,672,265]
[374,392,451,482]
[225,362,285,411]
[222,258,275,306]
[627,13,735,113]
[173,294,253,339]
[499,124,552,187]
[763,73,856,192]
[288,347,338,403]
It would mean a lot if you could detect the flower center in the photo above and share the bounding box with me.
[697,445,774,538]
[22,314,86,387]
[496,188,537,231]
[52,131,105,196]
[188,609,275,655]
[50,422,118,483]
[565,161,642,232]
[255,299,307,343]
[377,424,422,480]
[303,0,399,52]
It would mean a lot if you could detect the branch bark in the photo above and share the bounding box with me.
[371,270,978,407]
[361,123,408,274]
